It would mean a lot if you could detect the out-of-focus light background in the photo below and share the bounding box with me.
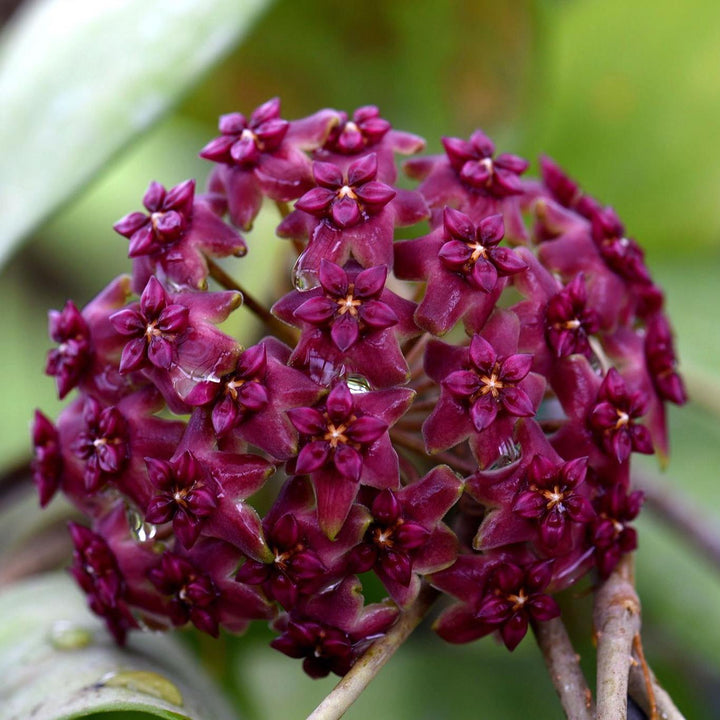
[1,0,719,717]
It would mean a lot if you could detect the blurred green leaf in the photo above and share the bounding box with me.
[0,0,271,269]
[526,0,720,254]
[0,573,237,720]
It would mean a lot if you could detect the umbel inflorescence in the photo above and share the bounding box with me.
[34,99,685,678]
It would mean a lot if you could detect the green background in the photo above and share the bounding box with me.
[1,0,719,717]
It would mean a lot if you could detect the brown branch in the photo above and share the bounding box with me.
[633,471,720,574]
[593,554,642,720]
[628,650,686,720]
[206,258,298,346]
[306,585,439,720]
[532,617,594,720]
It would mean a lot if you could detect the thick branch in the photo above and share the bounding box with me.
[533,617,594,720]
[306,585,439,720]
[634,471,720,574]
[593,554,642,720]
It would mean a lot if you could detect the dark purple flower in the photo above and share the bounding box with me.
[69,522,137,644]
[512,456,595,551]
[144,451,217,549]
[45,301,91,399]
[70,397,130,492]
[433,557,560,651]
[273,260,419,388]
[31,410,63,507]
[114,179,247,291]
[271,575,398,678]
[645,313,687,405]
[287,382,413,536]
[278,154,428,276]
[202,99,340,230]
[110,276,189,373]
[148,552,221,636]
[589,368,654,463]
[348,466,461,606]
[545,273,600,358]
[395,208,526,335]
[590,485,644,578]
[437,335,534,432]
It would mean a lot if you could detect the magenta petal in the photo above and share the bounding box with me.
[143,181,165,210]
[288,407,326,435]
[147,337,174,369]
[296,441,330,474]
[295,187,335,216]
[512,491,546,519]
[333,444,362,481]
[347,153,378,185]
[470,395,498,432]
[331,197,361,228]
[438,240,473,268]
[128,226,156,257]
[114,212,148,237]
[501,386,535,417]
[469,335,496,369]
[478,214,504,244]
[141,277,167,317]
[238,382,268,411]
[157,304,189,333]
[330,313,360,351]
[313,161,343,188]
[119,338,147,373]
[529,595,561,622]
[470,258,498,293]
[354,265,387,298]
[319,260,349,296]
[199,135,236,162]
[174,511,203,548]
[359,300,397,329]
[354,181,395,208]
[500,612,529,651]
[490,247,527,275]
[212,395,240,435]
[346,416,388,444]
[371,489,401,524]
[444,370,479,399]
[273,513,300,547]
[145,496,175,525]
[381,550,412,586]
[501,354,533,382]
[326,383,353,420]
[294,296,337,324]
[394,522,430,550]
[443,207,474,240]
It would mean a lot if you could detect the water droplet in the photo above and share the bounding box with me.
[292,255,319,291]
[99,670,184,707]
[346,374,371,394]
[489,439,522,469]
[127,507,157,542]
[49,621,93,650]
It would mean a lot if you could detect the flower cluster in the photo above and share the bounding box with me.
[34,99,685,675]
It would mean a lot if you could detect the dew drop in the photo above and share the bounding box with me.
[488,439,522,469]
[292,255,320,291]
[99,670,184,707]
[127,507,157,542]
[346,374,371,394]
[49,621,93,650]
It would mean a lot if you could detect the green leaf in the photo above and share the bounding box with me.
[0,573,238,720]
[0,0,271,269]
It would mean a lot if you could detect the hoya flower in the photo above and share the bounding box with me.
[347,466,462,606]
[31,411,63,507]
[278,153,428,278]
[432,555,560,651]
[395,208,526,335]
[202,98,341,230]
[423,312,544,467]
[314,105,425,182]
[273,260,419,388]
[589,368,654,464]
[271,576,398,678]
[113,179,247,291]
[590,484,644,578]
[287,382,413,537]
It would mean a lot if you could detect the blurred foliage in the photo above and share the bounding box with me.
[1,0,719,718]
